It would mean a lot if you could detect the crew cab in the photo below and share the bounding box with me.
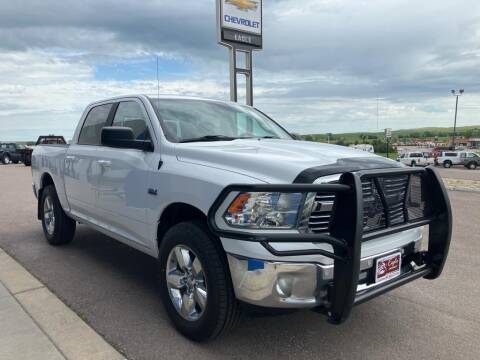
[397,151,433,167]
[31,95,452,341]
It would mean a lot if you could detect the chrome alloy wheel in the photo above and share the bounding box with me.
[166,245,207,321]
[43,196,55,235]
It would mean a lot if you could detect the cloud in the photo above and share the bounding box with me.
[1,0,480,140]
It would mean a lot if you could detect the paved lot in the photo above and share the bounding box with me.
[0,164,479,360]
[436,166,480,181]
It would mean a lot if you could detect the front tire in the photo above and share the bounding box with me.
[443,160,452,168]
[158,221,240,342]
[40,185,76,245]
[467,162,477,170]
[2,154,11,164]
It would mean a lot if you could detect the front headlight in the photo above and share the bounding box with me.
[223,192,304,229]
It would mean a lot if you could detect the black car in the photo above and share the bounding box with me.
[0,143,27,165]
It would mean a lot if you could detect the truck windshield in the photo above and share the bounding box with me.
[149,98,293,143]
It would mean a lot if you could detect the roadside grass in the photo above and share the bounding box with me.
[375,152,398,160]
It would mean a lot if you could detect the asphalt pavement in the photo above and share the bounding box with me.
[0,164,479,360]
[436,166,480,181]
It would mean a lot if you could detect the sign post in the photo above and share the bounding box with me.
[216,0,263,106]
[384,128,392,158]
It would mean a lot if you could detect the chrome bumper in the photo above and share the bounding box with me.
[227,241,423,308]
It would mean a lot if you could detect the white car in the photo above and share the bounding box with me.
[397,152,433,167]
[31,95,452,341]
[349,144,374,153]
[435,150,479,168]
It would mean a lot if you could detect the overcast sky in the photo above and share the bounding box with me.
[1,0,480,140]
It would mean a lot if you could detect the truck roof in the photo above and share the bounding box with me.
[86,94,244,108]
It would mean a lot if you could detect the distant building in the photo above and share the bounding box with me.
[468,138,480,148]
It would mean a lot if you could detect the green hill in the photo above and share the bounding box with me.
[304,125,480,144]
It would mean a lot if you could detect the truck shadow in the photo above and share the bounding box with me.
[51,224,469,360]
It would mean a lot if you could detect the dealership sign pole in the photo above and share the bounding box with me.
[385,128,392,159]
[216,0,262,106]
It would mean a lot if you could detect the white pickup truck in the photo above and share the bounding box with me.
[397,151,434,167]
[32,95,452,341]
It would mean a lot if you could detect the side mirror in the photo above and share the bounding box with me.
[291,133,303,140]
[101,127,153,151]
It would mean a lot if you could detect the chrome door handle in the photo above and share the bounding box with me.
[97,160,111,167]
[65,155,76,161]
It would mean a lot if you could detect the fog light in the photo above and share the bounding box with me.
[276,276,293,297]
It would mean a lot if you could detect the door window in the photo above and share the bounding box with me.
[112,101,150,140]
[78,104,113,145]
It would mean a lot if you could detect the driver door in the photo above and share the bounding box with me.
[95,99,158,248]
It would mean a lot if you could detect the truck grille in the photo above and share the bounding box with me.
[308,193,336,233]
[309,174,414,235]
[362,175,410,232]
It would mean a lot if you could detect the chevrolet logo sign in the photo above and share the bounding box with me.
[226,0,258,11]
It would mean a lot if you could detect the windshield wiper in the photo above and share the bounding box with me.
[179,135,238,143]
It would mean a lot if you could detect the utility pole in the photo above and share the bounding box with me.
[451,89,464,149]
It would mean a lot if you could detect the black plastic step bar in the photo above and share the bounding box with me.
[207,166,452,324]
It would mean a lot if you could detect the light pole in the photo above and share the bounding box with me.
[451,89,464,148]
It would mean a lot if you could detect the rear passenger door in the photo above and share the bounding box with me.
[64,103,113,220]
[95,99,157,248]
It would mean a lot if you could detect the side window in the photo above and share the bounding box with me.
[78,104,112,145]
[112,101,150,140]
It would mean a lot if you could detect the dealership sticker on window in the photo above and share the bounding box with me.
[375,252,402,283]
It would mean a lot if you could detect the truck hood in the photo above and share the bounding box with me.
[175,139,400,183]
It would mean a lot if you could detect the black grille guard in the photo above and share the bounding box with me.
[207,166,452,324]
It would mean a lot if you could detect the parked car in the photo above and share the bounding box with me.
[349,144,374,153]
[31,95,452,341]
[0,143,26,164]
[460,152,480,170]
[21,135,67,167]
[397,152,434,167]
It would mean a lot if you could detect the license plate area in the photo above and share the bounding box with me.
[375,251,402,283]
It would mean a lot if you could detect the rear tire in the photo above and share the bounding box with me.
[443,160,452,168]
[158,221,240,342]
[12,160,19,164]
[40,185,76,245]
[467,162,477,170]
